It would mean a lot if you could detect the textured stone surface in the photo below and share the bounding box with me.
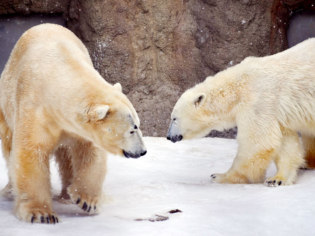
[0,0,68,15]
[0,0,291,137]
[66,0,209,136]
[66,0,281,137]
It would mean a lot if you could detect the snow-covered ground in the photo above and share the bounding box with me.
[0,137,315,236]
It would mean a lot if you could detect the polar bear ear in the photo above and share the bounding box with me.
[88,105,110,121]
[194,93,206,107]
[113,83,122,92]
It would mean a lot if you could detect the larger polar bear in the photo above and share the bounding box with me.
[167,38,315,186]
[0,24,147,223]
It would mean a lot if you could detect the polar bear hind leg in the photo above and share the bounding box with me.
[57,137,107,214]
[55,146,73,203]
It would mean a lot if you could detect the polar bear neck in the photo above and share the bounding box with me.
[199,65,250,118]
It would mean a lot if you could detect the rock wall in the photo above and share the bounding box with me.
[67,0,283,137]
[0,0,289,137]
[0,0,67,14]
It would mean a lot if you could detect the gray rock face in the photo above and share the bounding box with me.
[0,0,286,137]
[0,0,67,14]
[66,0,280,137]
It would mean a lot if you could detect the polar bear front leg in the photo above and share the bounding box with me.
[265,130,304,186]
[67,139,106,214]
[211,147,275,184]
[301,135,315,169]
[211,115,283,184]
[0,146,14,200]
[0,113,14,199]
[13,140,58,223]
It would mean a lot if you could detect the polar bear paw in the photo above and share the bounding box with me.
[16,201,59,224]
[0,182,14,200]
[68,186,100,214]
[210,172,249,184]
[264,179,282,187]
[210,173,225,183]
[264,175,292,187]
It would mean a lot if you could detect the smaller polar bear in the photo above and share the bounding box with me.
[0,24,146,223]
[167,38,315,186]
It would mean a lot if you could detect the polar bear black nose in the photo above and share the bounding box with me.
[123,150,147,158]
[141,150,147,156]
[167,134,183,143]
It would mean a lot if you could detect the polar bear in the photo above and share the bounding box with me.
[0,24,147,224]
[167,38,315,187]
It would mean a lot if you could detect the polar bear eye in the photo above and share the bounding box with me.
[130,131,135,134]
[134,125,138,129]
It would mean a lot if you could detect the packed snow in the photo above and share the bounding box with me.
[0,137,315,236]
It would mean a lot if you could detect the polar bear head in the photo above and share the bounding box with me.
[81,83,147,158]
[167,75,240,142]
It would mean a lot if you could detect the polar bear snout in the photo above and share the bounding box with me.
[123,149,147,158]
[121,128,147,158]
[167,134,183,143]
[167,118,183,143]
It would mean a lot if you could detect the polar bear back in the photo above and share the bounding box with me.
[0,24,112,130]
[239,38,315,134]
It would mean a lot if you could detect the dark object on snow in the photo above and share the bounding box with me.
[169,209,182,214]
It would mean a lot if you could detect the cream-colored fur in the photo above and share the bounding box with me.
[168,38,315,186]
[0,24,146,223]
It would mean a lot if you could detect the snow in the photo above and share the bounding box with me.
[0,137,315,236]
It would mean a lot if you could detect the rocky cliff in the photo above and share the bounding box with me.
[1,0,293,136]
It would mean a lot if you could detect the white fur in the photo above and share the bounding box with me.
[169,38,315,186]
[0,24,146,223]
